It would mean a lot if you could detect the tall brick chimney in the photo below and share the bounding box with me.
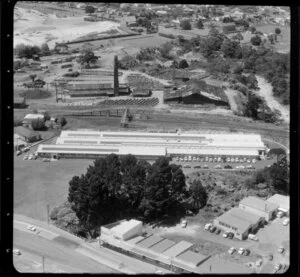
[114,55,119,96]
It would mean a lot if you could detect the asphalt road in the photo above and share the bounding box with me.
[13,215,173,274]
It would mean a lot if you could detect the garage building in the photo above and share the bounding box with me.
[239,196,279,222]
[266,194,289,216]
[214,208,263,240]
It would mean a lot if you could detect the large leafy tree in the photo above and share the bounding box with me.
[78,50,99,68]
[188,180,208,210]
[250,35,262,46]
[220,39,242,58]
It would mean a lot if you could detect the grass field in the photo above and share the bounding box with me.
[14,159,93,222]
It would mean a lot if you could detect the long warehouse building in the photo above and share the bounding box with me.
[36,130,267,160]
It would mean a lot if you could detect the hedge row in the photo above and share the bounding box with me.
[158,33,175,39]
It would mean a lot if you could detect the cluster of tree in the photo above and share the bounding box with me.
[67,155,208,238]
[77,50,99,68]
[136,16,152,29]
[136,47,158,61]
[85,5,96,14]
[159,42,173,59]
[235,73,259,90]
[200,28,226,58]
[15,44,41,59]
[119,55,139,70]
[221,39,242,58]
[250,35,262,46]
[245,156,289,195]
[180,20,192,30]
[196,19,204,29]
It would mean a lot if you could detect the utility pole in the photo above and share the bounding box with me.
[47,204,50,225]
[42,256,45,273]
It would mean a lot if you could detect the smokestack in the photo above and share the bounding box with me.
[114,55,119,96]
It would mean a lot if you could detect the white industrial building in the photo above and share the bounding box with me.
[36,130,267,160]
[266,194,289,216]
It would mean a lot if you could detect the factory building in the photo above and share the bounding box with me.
[214,208,264,240]
[239,196,279,222]
[36,130,267,160]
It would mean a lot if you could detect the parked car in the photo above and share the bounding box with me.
[274,263,282,272]
[16,151,22,156]
[193,165,201,169]
[209,226,216,233]
[226,157,231,162]
[214,164,222,169]
[227,232,234,239]
[203,164,209,169]
[188,156,192,162]
[183,165,191,168]
[23,147,30,152]
[248,234,258,241]
[223,231,229,238]
[42,158,50,162]
[27,225,36,231]
[252,159,256,163]
[209,158,213,162]
[224,165,232,169]
[277,211,284,218]
[243,249,250,256]
[255,259,263,267]
[215,229,221,235]
[181,220,187,228]
[238,247,245,255]
[179,157,184,162]
[205,223,212,231]
[13,249,21,256]
[283,218,290,226]
[267,254,273,261]
[23,156,28,160]
[192,157,197,161]
[228,247,236,255]
[247,159,251,163]
[278,246,285,253]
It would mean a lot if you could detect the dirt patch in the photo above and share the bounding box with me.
[19,89,52,99]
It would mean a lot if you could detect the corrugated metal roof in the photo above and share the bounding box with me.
[126,236,146,245]
[240,196,279,212]
[266,194,289,212]
[136,235,164,249]
[228,208,263,224]
[15,126,40,139]
[175,250,208,268]
[216,212,251,233]
[130,247,158,260]
[149,239,176,253]
[162,241,193,257]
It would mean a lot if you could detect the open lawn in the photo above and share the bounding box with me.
[14,159,93,222]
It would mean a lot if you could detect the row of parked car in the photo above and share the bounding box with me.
[182,164,255,170]
[174,156,257,164]
[228,246,250,256]
[23,153,38,160]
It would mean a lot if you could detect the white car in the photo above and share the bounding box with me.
[277,211,284,218]
[181,220,187,228]
[204,223,212,230]
[283,218,289,226]
[23,156,28,160]
[13,249,21,256]
[255,259,263,267]
[192,157,197,161]
[179,158,184,162]
[252,159,256,163]
[238,247,245,255]
[228,247,236,255]
[248,234,258,241]
[155,270,164,275]
[203,164,209,169]
[27,225,36,231]
[274,264,282,272]
[223,231,229,238]
[278,246,285,253]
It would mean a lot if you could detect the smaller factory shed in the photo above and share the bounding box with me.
[15,126,41,143]
[239,196,279,222]
[267,194,289,216]
[14,97,26,108]
[101,219,143,241]
[149,239,176,253]
[162,240,193,258]
[174,250,209,268]
[136,235,164,249]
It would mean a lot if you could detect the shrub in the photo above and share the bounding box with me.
[250,35,262,46]
[180,20,192,30]
[158,33,175,39]
[31,118,45,130]
[178,59,189,69]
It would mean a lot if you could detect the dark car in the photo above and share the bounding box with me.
[210,226,216,233]
[193,165,201,169]
[227,232,234,239]
[224,165,232,169]
[244,249,250,256]
[215,229,221,235]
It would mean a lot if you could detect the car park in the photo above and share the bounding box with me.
[283,218,289,226]
[238,247,245,255]
[228,247,236,255]
[278,246,284,253]
[13,249,21,256]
